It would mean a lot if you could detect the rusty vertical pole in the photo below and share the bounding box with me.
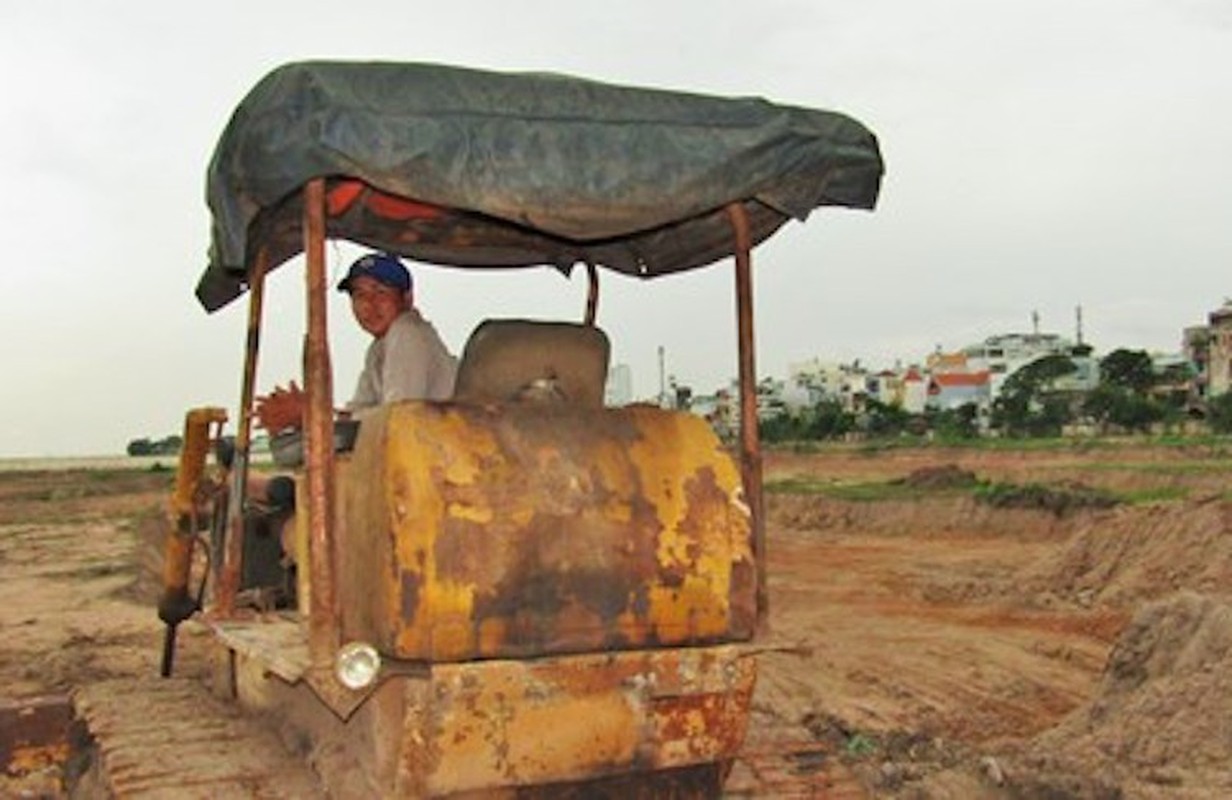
[584,262,600,325]
[725,202,768,632]
[303,178,339,661]
[217,249,268,617]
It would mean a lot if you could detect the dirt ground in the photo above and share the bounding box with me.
[3,442,1231,798]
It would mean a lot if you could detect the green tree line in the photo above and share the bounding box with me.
[126,435,183,456]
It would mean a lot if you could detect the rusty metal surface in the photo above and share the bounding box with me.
[161,408,229,676]
[72,677,326,798]
[205,616,309,684]
[335,402,755,662]
[726,202,768,632]
[416,645,755,795]
[169,408,228,522]
[216,620,754,796]
[161,409,226,611]
[218,249,268,617]
[303,178,340,666]
[0,695,74,779]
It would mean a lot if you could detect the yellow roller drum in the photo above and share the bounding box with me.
[335,402,754,662]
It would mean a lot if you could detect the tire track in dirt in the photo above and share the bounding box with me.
[735,496,1124,797]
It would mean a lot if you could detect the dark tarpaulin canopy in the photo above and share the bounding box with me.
[197,60,883,312]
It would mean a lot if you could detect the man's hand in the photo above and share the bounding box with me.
[254,382,306,432]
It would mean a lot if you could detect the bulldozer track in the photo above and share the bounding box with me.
[71,677,324,799]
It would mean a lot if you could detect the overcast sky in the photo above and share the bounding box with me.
[2,0,1230,457]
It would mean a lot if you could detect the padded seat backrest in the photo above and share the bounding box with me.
[453,319,611,408]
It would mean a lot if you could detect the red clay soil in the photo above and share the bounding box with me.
[725,444,1232,798]
[3,444,1232,798]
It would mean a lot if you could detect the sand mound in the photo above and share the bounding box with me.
[1021,500,1232,607]
[1010,592,1232,797]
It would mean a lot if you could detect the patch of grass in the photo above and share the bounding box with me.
[844,733,878,758]
[0,468,171,526]
[0,469,171,501]
[1148,433,1232,451]
[766,477,928,502]
[770,434,1232,458]
[770,469,1178,513]
[1118,486,1191,504]
[764,477,827,495]
[850,436,1117,455]
[767,477,973,503]
[959,436,1107,452]
[826,482,937,502]
[1080,460,1232,476]
[973,480,1121,516]
[787,440,826,455]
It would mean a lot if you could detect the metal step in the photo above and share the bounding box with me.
[71,677,325,799]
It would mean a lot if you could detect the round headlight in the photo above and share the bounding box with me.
[335,641,382,690]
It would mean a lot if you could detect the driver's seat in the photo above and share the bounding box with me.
[452,319,611,408]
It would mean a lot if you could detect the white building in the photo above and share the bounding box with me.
[787,357,870,411]
[605,363,633,406]
[1204,302,1232,398]
[962,333,1079,397]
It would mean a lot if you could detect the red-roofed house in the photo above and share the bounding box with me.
[927,370,991,411]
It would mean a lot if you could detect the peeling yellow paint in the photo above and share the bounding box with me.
[336,401,754,661]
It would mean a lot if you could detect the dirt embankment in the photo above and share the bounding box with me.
[1004,501,1232,798]
[741,445,1232,799]
[1013,591,1232,798]
[4,446,1232,799]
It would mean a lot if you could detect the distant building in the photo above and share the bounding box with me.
[691,389,735,442]
[962,332,1076,396]
[864,370,897,408]
[605,363,633,406]
[1204,302,1232,398]
[899,366,929,414]
[788,358,844,401]
[1150,351,1195,411]
[954,332,1100,399]
[927,370,991,411]
[925,351,970,374]
[787,357,870,411]
[756,377,788,420]
[1182,324,1211,406]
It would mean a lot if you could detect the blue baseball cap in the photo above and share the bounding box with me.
[337,252,413,293]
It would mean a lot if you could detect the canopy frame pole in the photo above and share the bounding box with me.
[216,247,269,617]
[584,262,600,325]
[725,202,767,632]
[303,178,340,662]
